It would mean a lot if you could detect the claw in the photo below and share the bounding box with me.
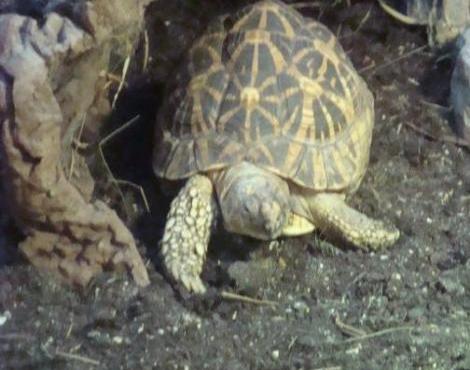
[180,273,207,294]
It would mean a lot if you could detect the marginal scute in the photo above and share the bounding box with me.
[153,0,374,192]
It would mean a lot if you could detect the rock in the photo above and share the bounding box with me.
[451,28,470,140]
[227,258,277,292]
[379,0,470,45]
[0,0,152,288]
[436,271,465,296]
[429,0,470,46]
[0,310,11,326]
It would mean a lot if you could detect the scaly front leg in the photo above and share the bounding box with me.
[308,193,400,250]
[160,175,214,293]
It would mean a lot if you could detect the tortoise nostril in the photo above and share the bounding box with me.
[244,199,258,216]
[261,201,282,236]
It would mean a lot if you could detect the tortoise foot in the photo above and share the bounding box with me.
[160,175,214,293]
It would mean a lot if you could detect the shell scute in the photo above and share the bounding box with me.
[154,0,374,192]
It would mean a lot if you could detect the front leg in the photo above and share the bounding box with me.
[160,175,215,293]
[308,193,400,250]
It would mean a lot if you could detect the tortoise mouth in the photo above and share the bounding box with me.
[214,162,290,240]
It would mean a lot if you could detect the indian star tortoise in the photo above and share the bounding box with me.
[153,0,400,293]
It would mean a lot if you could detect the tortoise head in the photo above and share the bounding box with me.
[213,162,290,240]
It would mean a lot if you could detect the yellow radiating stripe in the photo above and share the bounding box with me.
[227,43,248,77]
[220,140,243,162]
[203,85,222,103]
[193,42,222,64]
[318,96,336,140]
[257,105,280,134]
[313,150,327,189]
[265,39,287,73]
[283,141,304,177]
[259,6,267,28]
[251,38,259,86]
[331,146,350,186]
[195,138,209,170]
[298,75,321,98]
[312,39,340,67]
[218,106,241,133]
[277,10,295,37]
[282,103,301,136]
[292,47,311,64]
[337,67,354,103]
[297,70,355,137]
[191,93,205,135]
[337,138,357,165]
[243,109,251,143]
[232,74,243,91]
[259,75,277,92]
[263,95,281,104]
[189,74,206,92]
[300,97,315,142]
[317,56,328,78]
[255,142,275,164]
[239,31,287,74]
[313,39,357,78]
[233,7,255,31]
[283,86,300,100]
[348,123,361,156]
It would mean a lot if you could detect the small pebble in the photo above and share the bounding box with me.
[112,336,123,344]
[0,311,11,326]
[271,350,279,360]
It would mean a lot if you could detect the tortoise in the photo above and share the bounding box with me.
[153,0,400,293]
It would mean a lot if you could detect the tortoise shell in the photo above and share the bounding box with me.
[153,0,374,192]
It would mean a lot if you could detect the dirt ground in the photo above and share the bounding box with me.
[1,1,470,369]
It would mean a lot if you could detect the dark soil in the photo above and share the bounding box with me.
[1,1,470,369]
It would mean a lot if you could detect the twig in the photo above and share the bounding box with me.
[98,116,139,193]
[98,144,127,208]
[65,319,74,338]
[377,0,421,25]
[287,336,298,351]
[111,55,131,109]
[337,6,373,41]
[360,44,428,74]
[100,115,140,147]
[341,271,366,296]
[344,325,414,343]
[106,73,127,85]
[353,5,372,34]
[419,99,452,112]
[55,349,100,366]
[221,291,278,307]
[336,23,342,38]
[0,333,32,340]
[402,120,470,149]
[114,179,151,213]
[333,315,368,337]
[72,138,91,150]
[291,2,322,10]
[99,115,151,214]
[142,30,149,72]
